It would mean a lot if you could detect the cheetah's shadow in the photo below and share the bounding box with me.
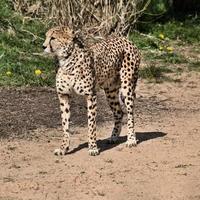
[67,131,167,154]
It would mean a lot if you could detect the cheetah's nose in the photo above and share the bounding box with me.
[42,45,46,49]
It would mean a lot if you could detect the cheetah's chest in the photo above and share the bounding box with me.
[56,67,95,96]
[56,72,74,94]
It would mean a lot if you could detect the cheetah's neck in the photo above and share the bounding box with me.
[57,46,91,73]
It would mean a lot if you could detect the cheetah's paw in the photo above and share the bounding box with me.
[125,138,138,148]
[88,148,99,156]
[54,147,69,156]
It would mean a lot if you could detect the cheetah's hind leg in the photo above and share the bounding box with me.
[104,85,124,144]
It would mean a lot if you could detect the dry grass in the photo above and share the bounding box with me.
[12,0,150,36]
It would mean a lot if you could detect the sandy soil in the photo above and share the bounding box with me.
[0,72,200,200]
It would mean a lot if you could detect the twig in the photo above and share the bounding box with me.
[132,30,161,41]
[32,52,52,58]
[20,29,44,40]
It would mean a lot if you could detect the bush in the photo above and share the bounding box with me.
[11,0,152,36]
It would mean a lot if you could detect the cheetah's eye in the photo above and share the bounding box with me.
[51,37,56,40]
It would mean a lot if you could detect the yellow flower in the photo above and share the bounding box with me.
[35,69,42,76]
[166,46,174,52]
[159,33,165,40]
[159,46,163,51]
[6,71,12,76]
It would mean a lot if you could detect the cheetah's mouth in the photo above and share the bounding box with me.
[43,37,55,54]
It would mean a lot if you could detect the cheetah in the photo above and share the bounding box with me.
[43,26,141,156]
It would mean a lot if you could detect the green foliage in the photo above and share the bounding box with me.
[0,0,55,86]
[139,65,172,82]
[0,0,199,86]
[154,53,188,64]
[144,0,169,15]
[129,32,158,50]
[130,15,199,82]
[148,19,200,43]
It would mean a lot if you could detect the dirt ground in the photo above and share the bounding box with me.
[0,72,200,200]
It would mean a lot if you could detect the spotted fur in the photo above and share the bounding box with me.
[43,26,141,156]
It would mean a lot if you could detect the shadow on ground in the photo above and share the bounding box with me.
[67,131,167,154]
[0,87,167,138]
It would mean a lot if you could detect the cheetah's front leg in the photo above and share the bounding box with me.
[54,93,70,155]
[87,94,99,156]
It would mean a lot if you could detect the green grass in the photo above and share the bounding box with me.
[151,19,200,44]
[129,32,158,50]
[130,16,200,82]
[139,65,173,83]
[0,0,199,86]
[0,0,55,86]
[138,16,200,44]
[153,53,188,64]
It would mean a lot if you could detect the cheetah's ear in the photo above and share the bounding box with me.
[73,31,84,49]
[62,26,74,37]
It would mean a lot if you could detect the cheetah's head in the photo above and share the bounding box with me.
[43,26,84,58]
